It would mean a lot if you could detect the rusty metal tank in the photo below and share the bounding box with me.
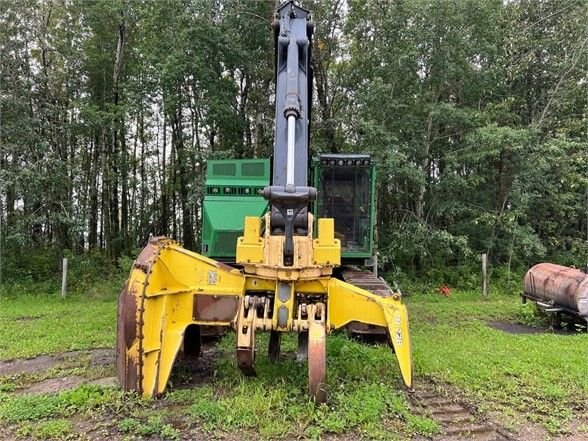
[524,263,588,319]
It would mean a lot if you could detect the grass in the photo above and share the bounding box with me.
[166,333,434,440]
[0,334,430,440]
[16,418,73,439]
[0,293,116,359]
[118,415,180,440]
[0,284,587,438]
[407,291,588,434]
[0,385,129,423]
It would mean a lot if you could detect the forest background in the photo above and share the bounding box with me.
[1,0,586,293]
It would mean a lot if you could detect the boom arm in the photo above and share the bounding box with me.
[264,1,315,266]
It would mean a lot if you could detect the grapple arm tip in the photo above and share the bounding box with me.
[327,279,413,389]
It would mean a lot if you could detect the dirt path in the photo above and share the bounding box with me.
[0,348,114,377]
[0,348,117,394]
[487,320,585,335]
[411,379,588,441]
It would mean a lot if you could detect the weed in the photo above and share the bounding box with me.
[0,385,129,424]
[516,302,550,327]
[16,418,73,439]
[0,382,16,393]
[177,336,436,439]
[0,393,62,422]
[118,416,180,440]
[189,398,224,423]
[405,414,439,436]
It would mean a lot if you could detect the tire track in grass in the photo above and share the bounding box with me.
[0,348,116,394]
[411,382,514,441]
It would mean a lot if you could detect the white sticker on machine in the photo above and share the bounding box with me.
[395,329,403,346]
[207,270,218,285]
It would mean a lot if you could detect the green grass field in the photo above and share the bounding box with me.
[0,287,587,439]
[0,295,116,359]
[408,292,588,434]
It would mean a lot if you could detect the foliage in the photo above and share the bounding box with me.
[1,0,586,282]
[343,0,587,272]
[516,302,551,328]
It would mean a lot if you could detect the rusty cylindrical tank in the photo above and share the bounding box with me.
[524,263,588,319]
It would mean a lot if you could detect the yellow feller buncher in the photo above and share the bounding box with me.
[117,1,413,404]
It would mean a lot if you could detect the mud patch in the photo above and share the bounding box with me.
[170,343,219,388]
[20,375,86,394]
[15,375,118,395]
[71,414,125,441]
[87,376,118,388]
[0,354,58,376]
[13,314,46,322]
[89,349,115,367]
[487,320,545,335]
[488,409,588,441]
[0,348,115,377]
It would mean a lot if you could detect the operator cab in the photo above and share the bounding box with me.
[312,154,376,264]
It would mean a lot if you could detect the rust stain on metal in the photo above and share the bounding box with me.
[308,324,327,404]
[116,237,167,395]
[123,286,138,348]
[236,348,256,376]
[193,295,239,322]
[116,281,140,392]
[125,358,138,393]
[153,326,164,396]
[524,263,588,316]
[116,282,129,390]
[134,237,167,272]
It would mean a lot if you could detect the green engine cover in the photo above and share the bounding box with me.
[201,159,270,259]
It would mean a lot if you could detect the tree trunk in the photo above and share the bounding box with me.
[160,114,168,236]
[108,0,128,259]
[172,107,195,250]
[88,135,100,249]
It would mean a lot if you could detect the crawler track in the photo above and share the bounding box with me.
[340,268,393,297]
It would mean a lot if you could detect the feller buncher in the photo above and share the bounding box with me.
[117,1,413,404]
